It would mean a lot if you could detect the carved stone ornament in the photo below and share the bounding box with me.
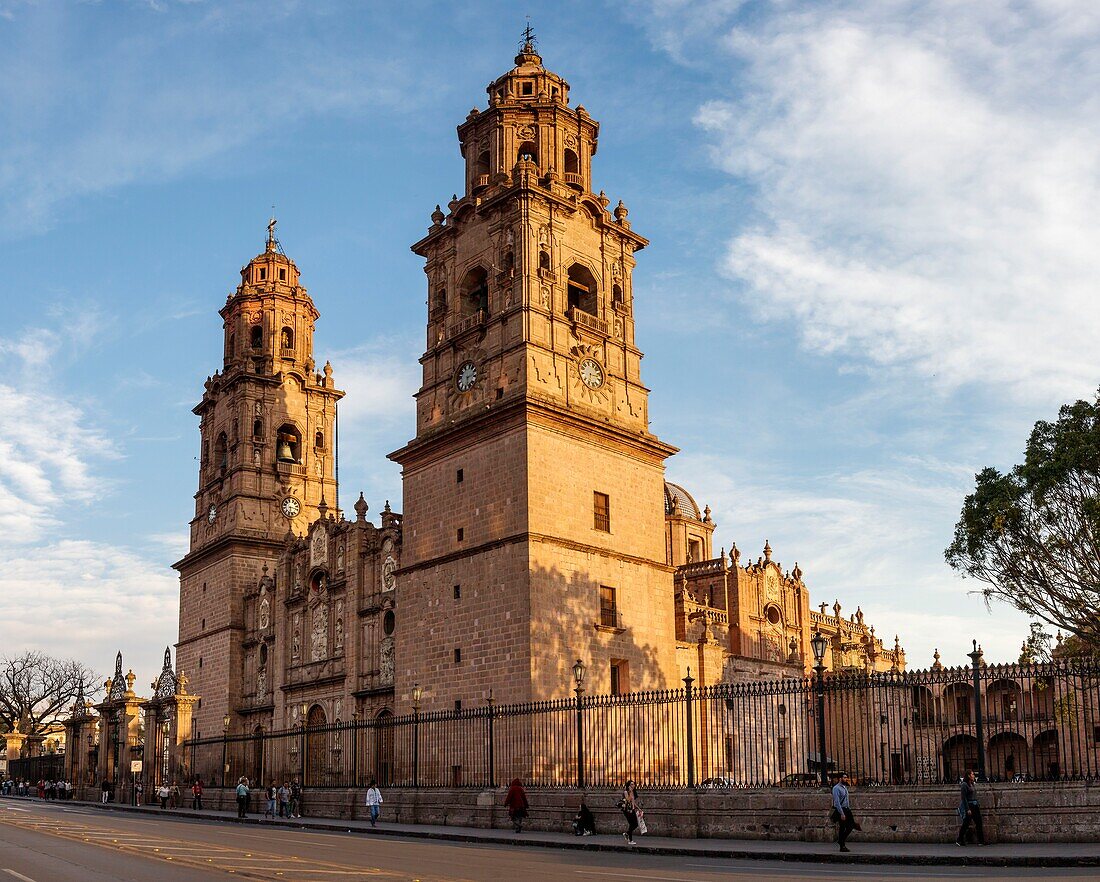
[292,613,302,658]
[258,597,270,630]
[380,636,395,685]
[564,133,578,149]
[336,542,345,572]
[248,311,263,325]
[517,124,536,142]
[311,604,329,661]
[311,525,328,568]
[257,667,266,697]
[381,556,397,592]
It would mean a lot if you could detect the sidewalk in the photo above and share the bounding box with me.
[62,799,1100,867]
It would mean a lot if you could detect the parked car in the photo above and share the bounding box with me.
[698,776,738,789]
[778,773,819,787]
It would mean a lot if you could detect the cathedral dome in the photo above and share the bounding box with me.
[664,481,701,519]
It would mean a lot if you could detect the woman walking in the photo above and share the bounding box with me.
[503,778,529,833]
[620,780,640,845]
[235,777,250,819]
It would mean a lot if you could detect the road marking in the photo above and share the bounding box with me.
[3,870,38,882]
[580,873,710,881]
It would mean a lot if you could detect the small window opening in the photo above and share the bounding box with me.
[567,264,598,316]
[594,491,610,532]
[564,148,579,176]
[522,81,533,96]
[199,657,203,669]
[383,610,395,636]
[459,267,488,316]
[456,468,464,483]
[259,643,268,666]
[454,584,461,600]
[315,430,325,449]
[454,648,462,664]
[688,539,702,563]
[214,432,228,471]
[258,267,267,281]
[201,618,205,630]
[250,326,263,350]
[278,268,286,281]
[276,425,301,463]
[517,140,538,168]
[600,585,618,628]
[610,659,629,696]
[474,150,490,180]
[433,288,447,314]
[253,419,263,440]
[612,284,624,307]
[502,250,514,276]
[457,527,464,542]
[539,250,551,273]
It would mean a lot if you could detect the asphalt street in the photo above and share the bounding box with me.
[1,801,1097,882]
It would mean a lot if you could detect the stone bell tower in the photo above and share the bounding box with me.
[391,39,679,710]
[175,223,344,738]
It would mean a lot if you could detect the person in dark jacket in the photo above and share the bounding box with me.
[504,778,529,833]
[956,769,986,846]
[571,799,596,836]
[620,780,640,845]
[831,772,856,852]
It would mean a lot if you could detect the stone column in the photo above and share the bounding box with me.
[4,731,26,763]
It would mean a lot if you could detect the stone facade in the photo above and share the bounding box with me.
[171,44,901,743]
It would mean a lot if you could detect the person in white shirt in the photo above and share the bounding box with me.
[364,779,383,827]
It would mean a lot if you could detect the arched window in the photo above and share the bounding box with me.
[314,430,325,449]
[503,250,514,277]
[250,325,263,350]
[433,288,446,314]
[252,419,263,440]
[214,432,228,472]
[612,284,624,308]
[474,150,490,186]
[459,266,488,316]
[517,141,538,168]
[564,148,579,182]
[566,264,598,316]
[539,250,551,273]
[276,425,301,463]
[280,327,294,350]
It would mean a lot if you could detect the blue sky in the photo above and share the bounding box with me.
[3,0,1095,685]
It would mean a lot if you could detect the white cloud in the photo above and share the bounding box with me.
[678,0,1100,402]
[0,540,178,681]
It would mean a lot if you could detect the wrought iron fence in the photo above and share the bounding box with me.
[8,754,65,783]
[182,656,1100,790]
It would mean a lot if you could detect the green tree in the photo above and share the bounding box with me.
[946,392,1100,650]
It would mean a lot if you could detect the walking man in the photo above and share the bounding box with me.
[192,777,204,811]
[831,772,857,852]
[277,782,290,818]
[956,769,986,846]
[364,779,383,827]
[289,778,302,818]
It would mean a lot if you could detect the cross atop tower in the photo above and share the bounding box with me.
[521,19,536,51]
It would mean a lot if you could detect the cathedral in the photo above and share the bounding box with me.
[174,41,905,742]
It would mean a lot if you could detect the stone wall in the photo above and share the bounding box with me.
[154,782,1100,843]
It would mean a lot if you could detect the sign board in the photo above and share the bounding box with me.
[130,760,143,773]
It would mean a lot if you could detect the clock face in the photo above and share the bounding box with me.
[207,503,217,524]
[281,496,301,519]
[456,361,478,392]
[579,358,605,389]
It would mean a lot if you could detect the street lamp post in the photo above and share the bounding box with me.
[968,640,987,781]
[299,703,308,787]
[486,689,496,788]
[222,713,231,788]
[572,659,586,789]
[811,630,829,787]
[412,684,422,789]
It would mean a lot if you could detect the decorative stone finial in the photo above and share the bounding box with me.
[597,190,610,209]
[763,539,772,562]
[177,669,189,695]
[613,200,629,224]
[792,562,802,581]
[855,606,864,625]
[730,543,741,565]
[431,205,445,226]
[125,669,136,693]
[703,505,713,524]
[384,499,392,513]
[318,495,329,519]
[354,492,368,522]
[933,648,943,670]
